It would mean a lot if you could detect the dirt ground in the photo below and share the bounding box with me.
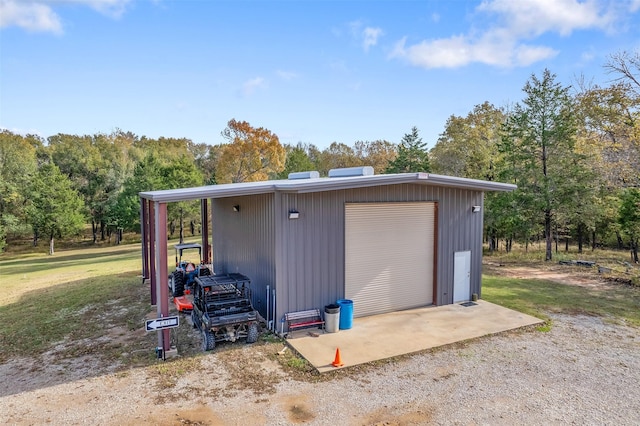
[483,261,613,288]
[2,266,639,425]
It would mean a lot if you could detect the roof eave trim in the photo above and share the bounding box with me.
[139,185,277,202]
[420,173,517,192]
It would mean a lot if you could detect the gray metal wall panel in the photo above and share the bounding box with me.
[211,194,276,319]
[275,191,346,324]
[274,183,485,322]
[437,188,484,304]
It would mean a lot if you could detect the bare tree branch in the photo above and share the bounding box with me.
[605,51,640,91]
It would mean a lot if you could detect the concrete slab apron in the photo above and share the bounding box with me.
[286,300,543,373]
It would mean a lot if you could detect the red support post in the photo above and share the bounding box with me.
[140,198,150,282]
[149,201,156,306]
[200,198,210,264]
[155,202,170,352]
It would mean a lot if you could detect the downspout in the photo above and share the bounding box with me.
[266,285,270,330]
[272,288,277,333]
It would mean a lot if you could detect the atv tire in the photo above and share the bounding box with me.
[201,328,215,351]
[172,271,185,297]
[246,322,259,344]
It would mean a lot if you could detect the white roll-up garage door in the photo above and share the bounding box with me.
[345,202,435,318]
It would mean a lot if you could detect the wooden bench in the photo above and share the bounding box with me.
[285,309,324,335]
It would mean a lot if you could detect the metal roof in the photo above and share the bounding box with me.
[139,172,516,203]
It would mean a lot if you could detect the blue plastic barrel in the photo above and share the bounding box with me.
[337,299,353,330]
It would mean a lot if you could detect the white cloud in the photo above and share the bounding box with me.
[348,20,384,52]
[631,0,640,12]
[513,44,559,66]
[0,0,132,33]
[390,32,558,69]
[391,35,472,68]
[0,0,62,33]
[83,0,132,18]
[478,0,615,36]
[362,26,383,51]
[241,77,267,97]
[391,0,628,69]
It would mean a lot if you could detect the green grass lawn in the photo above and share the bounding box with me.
[482,274,640,327]
[0,242,157,363]
[0,237,211,365]
[1,241,638,365]
[482,245,640,327]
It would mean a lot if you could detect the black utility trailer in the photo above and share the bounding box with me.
[190,273,259,351]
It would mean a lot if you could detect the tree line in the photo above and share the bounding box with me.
[0,51,638,261]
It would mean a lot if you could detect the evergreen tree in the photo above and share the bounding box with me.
[385,126,431,173]
[500,69,579,261]
[278,143,315,178]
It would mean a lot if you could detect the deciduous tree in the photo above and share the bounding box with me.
[430,102,504,180]
[162,156,204,242]
[618,188,640,263]
[27,163,86,254]
[110,154,166,233]
[314,142,362,175]
[354,140,397,174]
[111,154,203,240]
[0,131,41,250]
[606,50,640,97]
[575,82,640,188]
[215,119,286,183]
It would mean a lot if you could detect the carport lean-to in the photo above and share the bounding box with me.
[139,167,516,356]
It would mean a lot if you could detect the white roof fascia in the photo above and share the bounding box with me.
[417,173,517,192]
[274,173,516,194]
[274,174,419,193]
[139,173,516,203]
[139,181,280,202]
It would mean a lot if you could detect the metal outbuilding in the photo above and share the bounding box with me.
[139,169,515,352]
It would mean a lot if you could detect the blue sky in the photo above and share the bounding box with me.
[1,0,639,149]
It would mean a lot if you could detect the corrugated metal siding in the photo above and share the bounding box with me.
[211,194,276,319]
[274,183,485,322]
[437,187,484,303]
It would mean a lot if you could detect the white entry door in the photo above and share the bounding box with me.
[453,251,471,303]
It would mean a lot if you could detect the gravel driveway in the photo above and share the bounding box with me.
[2,312,639,425]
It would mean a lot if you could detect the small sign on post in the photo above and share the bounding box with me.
[145,316,179,332]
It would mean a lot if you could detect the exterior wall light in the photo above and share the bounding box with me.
[288,210,299,219]
[472,206,481,213]
[233,205,240,212]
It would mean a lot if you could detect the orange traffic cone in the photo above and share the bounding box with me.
[331,347,344,367]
